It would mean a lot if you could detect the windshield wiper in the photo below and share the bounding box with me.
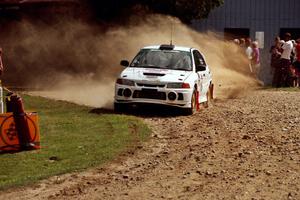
[174,68,190,71]
[132,64,163,69]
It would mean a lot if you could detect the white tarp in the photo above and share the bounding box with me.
[255,31,265,49]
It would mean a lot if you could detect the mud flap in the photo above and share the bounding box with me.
[196,91,200,111]
[209,83,214,100]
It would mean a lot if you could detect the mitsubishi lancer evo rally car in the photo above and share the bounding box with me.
[114,44,213,115]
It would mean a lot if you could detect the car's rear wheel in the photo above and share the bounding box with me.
[183,89,197,115]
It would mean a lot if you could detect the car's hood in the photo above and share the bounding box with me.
[120,67,192,83]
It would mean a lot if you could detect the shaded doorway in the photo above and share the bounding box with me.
[224,28,250,40]
[280,28,300,40]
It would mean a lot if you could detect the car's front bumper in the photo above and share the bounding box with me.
[114,84,193,108]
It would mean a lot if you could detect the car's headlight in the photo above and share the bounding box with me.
[116,78,135,86]
[167,82,190,88]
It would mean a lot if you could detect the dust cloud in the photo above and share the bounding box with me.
[3,15,258,108]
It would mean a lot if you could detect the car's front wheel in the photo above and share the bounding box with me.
[183,89,197,115]
[114,102,127,113]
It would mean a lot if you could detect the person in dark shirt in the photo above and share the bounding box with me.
[292,38,300,86]
[0,48,3,76]
[270,36,282,86]
[272,33,293,87]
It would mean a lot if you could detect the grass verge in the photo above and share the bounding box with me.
[0,94,150,189]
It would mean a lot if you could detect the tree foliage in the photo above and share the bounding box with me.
[86,0,224,23]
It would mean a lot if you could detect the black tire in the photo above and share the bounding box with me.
[114,103,127,113]
[183,89,197,115]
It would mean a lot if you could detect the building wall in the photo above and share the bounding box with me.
[192,0,300,84]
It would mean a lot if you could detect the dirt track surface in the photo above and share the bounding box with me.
[1,90,300,200]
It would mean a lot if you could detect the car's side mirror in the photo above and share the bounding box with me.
[196,65,206,72]
[120,60,129,67]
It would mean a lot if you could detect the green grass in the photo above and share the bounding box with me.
[0,94,151,189]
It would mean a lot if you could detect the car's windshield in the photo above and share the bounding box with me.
[130,49,192,71]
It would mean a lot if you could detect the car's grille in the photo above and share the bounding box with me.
[133,89,166,100]
[136,83,166,88]
[143,73,165,77]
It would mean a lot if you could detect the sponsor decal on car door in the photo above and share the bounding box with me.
[193,50,209,101]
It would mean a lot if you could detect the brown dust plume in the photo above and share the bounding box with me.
[2,15,258,108]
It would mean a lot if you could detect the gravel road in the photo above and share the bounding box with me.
[1,90,299,200]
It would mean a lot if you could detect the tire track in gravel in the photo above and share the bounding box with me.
[0,90,299,200]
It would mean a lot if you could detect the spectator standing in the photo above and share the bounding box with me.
[0,47,3,114]
[292,40,297,60]
[288,40,298,86]
[233,38,240,45]
[0,48,3,76]
[232,38,241,55]
[270,36,282,86]
[293,38,300,86]
[240,38,246,48]
[251,41,260,77]
[245,38,253,72]
[279,33,293,87]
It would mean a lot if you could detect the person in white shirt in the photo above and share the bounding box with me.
[280,34,293,61]
[245,38,253,59]
[273,33,293,87]
[245,38,253,72]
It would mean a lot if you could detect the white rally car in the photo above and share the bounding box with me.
[114,44,213,114]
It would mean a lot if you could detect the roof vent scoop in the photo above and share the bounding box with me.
[159,44,175,50]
